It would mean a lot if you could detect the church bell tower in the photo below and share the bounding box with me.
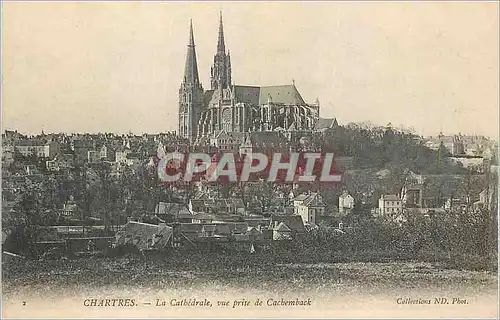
[178,20,204,143]
[210,12,232,91]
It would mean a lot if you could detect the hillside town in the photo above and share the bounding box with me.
[2,125,498,258]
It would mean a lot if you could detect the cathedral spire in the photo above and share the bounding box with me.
[210,12,231,90]
[179,19,204,143]
[183,19,200,85]
[217,11,225,53]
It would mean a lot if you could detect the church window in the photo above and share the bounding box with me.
[222,108,232,132]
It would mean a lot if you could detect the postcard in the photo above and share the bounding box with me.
[2,1,498,319]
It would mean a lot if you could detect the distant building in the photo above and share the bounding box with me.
[15,140,60,158]
[378,195,403,216]
[115,221,173,251]
[156,202,192,216]
[99,144,116,162]
[451,135,465,156]
[272,222,292,241]
[87,150,101,164]
[115,148,131,163]
[46,154,75,172]
[444,198,466,211]
[269,214,305,239]
[25,165,39,176]
[293,192,326,226]
[473,187,498,211]
[338,191,354,215]
[313,118,338,133]
[177,14,322,143]
[209,131,245,152]
[71,139,95,163]
[2,145,15,167]
[61,197,79,218]
[401,184,424,208]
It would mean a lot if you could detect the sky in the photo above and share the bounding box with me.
[2,2,499,138]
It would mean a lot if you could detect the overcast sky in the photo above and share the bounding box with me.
[2,2,498,138]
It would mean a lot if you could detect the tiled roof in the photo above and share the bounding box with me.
[115,221,173,250]
[233,86,260,105]
[259,85,306,105]
[274,222,291,232]
[302,194,326,207]
[270,214,305,232]
[233,84,306,106]
[382,195,400,201]
[314,118,338,130]
[204,90,215,106]
[293,194,310,201]
[155,202,191,215]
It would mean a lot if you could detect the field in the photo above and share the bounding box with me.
[3,251,498,293]
[2,251,498,318]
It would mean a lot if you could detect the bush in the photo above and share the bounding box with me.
[104,243,142,257]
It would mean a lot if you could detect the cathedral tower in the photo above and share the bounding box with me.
[178,20,204,143]
[210,12,232,90]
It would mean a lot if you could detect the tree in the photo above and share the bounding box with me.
[6,181,59,256]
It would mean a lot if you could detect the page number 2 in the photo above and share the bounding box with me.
[22,301,26,306]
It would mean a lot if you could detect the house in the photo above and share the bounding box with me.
[313,118,338,133]
[402,184,424,208]
[444,198,465,211]
[15,140,60,158]
[25,165,39,176]
[247,197,263,214]
[99,144,116,162]
[115,148,131,163]
[239,134,253,155]
[61,197,79,218]
[473,187,498,211]
[2,145,15,167]
[115,221,173,251]
[378,195,403,216]
[338,191,354,215]
[156,202,191,215]
[189,199,208,213]
[87,150,101,163]
[293,192,326,226]
[269,214,305,235]
[246,226,265,242]
[272,222,292,240]
[155,202,193,223]
[46,154,75,172]
[210,131,246,152]
[237,131,289,155]
[213,198,236,214]
[125,153,142,167]
[267,197,287,214]
[71,139,95,163]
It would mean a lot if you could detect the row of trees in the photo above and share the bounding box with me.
[311,123,468,174]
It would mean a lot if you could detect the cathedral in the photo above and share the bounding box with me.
[178,13,323,144]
